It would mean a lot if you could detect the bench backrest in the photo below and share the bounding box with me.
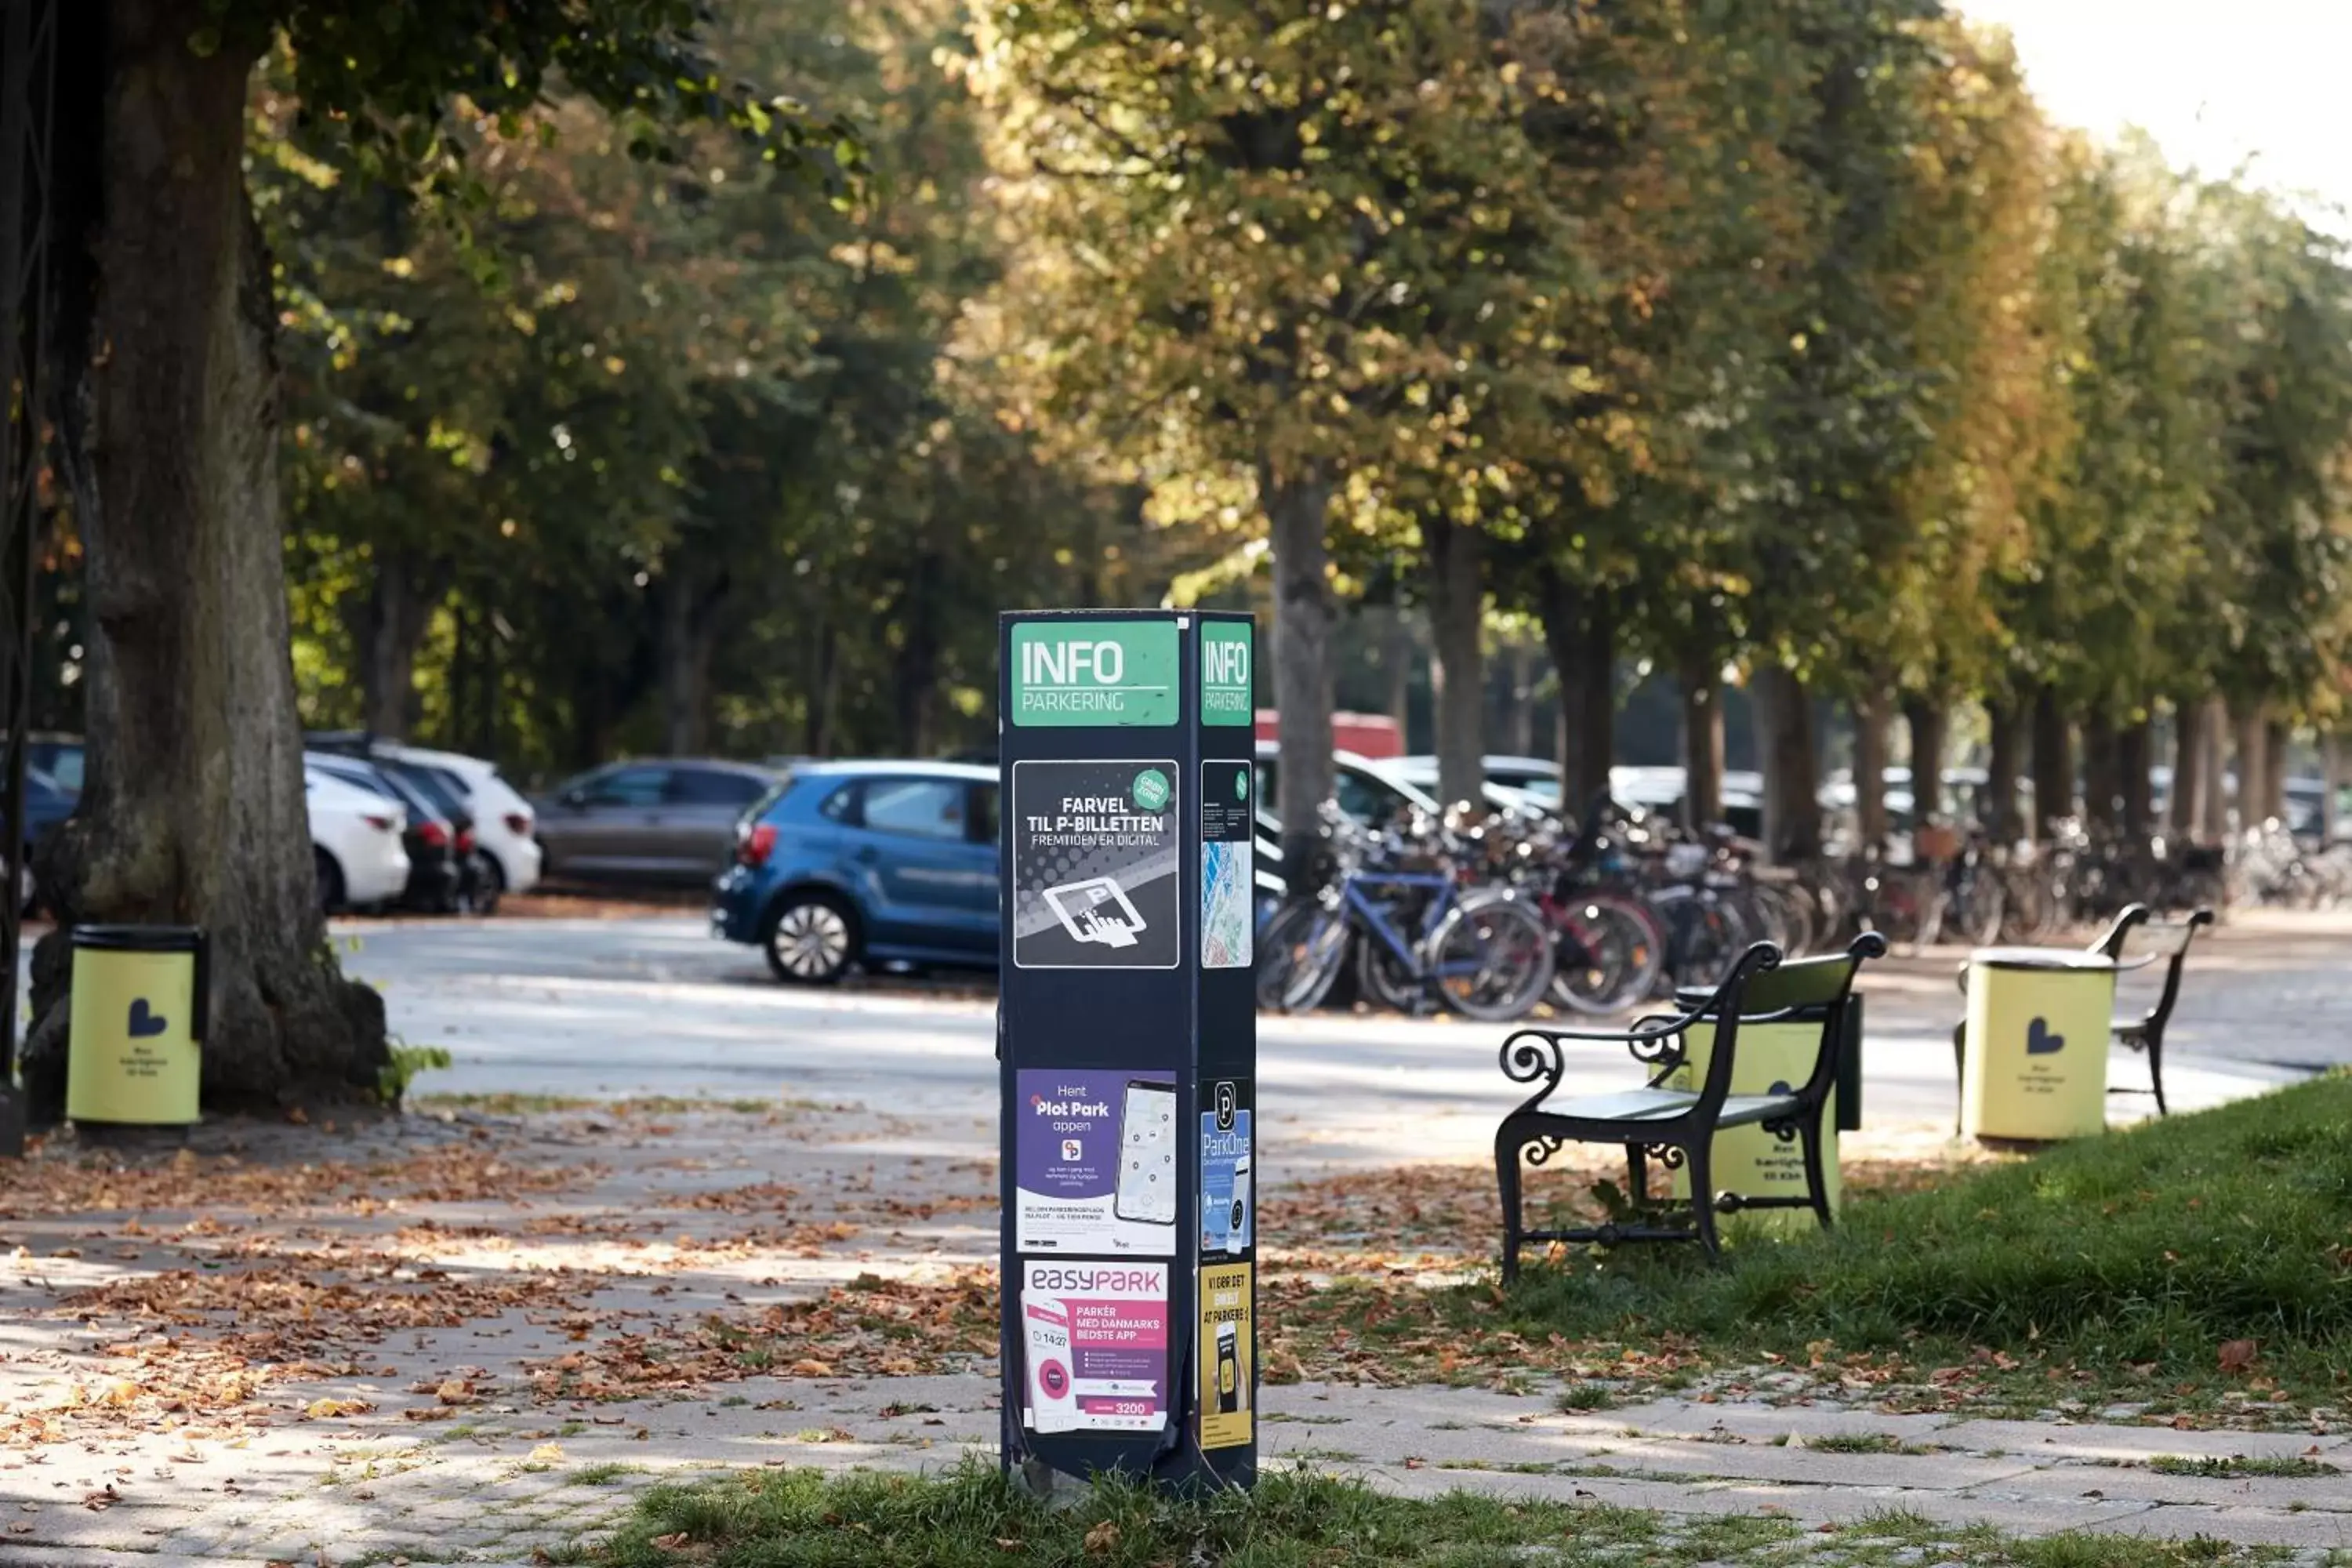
[2096,904,2213,1033]
[1688,933,1886,1116]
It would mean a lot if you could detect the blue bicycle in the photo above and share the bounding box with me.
[1257,807,1554,1022]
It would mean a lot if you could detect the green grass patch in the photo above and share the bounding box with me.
[582,1463,2306,1566]
[2147,1454,2339,1479]
[1800,1432,1933,1455]
[1483,1077,2352,1412]
[573,1461,646,1486]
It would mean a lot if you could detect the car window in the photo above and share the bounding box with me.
[817,782,859,823]
[667,768,768,807]
[861,778,966,841]
[37,746,82,794]
[971,784,999,844]
[581,765,670,808]
[312,760,399,801]
[1334,770,1402,824]
[388,763,466,819]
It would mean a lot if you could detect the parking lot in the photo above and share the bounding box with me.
[337,906,2344,1167]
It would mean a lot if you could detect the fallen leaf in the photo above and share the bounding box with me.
[304,1399,372,1420]
[1083,1521,1120,1556]
[435,1381,477,1406]
[528,1443,564,1463]
[786,1359,834,1378]
[2218,1339,2259,1374]
[652,1532,692,1551]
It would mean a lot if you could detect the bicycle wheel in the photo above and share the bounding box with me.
[1355,932,1425,1013]
[1427,892,1556,1022]
[1548,897,1663,1016]
[1256,901,1350,1014]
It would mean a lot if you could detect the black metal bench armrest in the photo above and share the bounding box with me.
[1500,944,1788,1105]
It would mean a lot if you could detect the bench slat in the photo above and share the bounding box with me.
[1541,1089,1799,1125]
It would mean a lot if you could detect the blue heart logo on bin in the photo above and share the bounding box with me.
[127,999,169,1040]
[2025,1015,2064,1056]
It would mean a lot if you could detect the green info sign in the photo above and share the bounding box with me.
[1009,622,1179,728]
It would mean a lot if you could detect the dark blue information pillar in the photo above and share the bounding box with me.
[997,608,1257,1494]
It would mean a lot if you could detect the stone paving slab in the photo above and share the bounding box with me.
[1933,1419,2350,1462]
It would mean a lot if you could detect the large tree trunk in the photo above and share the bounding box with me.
[658,565,726,757]
[2230,702,2267,829]
[2117,715,2153,844]
[2198,696,2230,841]
[2323,735,2343,845]
[1384,608,1412,743]
[2029,686,2074,839]
[1904,698,1949,825]
[1851,691,1890,851]
[2169,698,2205,837]
[1508,644,1536,757]
[2263,719,2289,823]
[1753,663,1820,863]
[1680,651,1725,831]
[1984,695,2023,842]
[1425,519,1484,808]
[1535,568,1613,817]
[27,0,387,1117]
[1268,467,1335,873]
[356,548,436,739]
[2080,710,2120,833]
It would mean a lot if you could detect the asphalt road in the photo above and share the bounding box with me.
[334,911,2336,1168]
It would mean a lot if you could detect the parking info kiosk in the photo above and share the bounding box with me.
[999,608,1258,1494]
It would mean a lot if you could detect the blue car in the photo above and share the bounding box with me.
[710,760,999,984]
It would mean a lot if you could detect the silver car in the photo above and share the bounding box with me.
[533,758,779,887]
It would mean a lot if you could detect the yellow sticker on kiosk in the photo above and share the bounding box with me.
[1197,1262,1252,1450]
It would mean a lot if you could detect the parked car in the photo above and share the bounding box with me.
[309,734,543,896]
[373,757,500,912]
[7,764,73,913]
[1251,742,1440,830]
[24,735,82,800]
[536,757,779,887]
[306,767,412,911]
[307,753,463,912]
[711,760,996,984]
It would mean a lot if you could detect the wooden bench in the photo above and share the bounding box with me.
[1949,903,2213,1116]
[1494,934,1887,1277]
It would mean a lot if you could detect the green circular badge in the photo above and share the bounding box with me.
[1234,770,1248,803]
[1131,768,1171,812]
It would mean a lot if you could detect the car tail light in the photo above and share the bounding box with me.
[504,811,532,837]
[362,813,397,833]
[456,829,475,854]
[418,820,450,849]
[737,822,779,868]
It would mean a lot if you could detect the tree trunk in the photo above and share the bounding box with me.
[2117,716,2153,844]
[2030,686,2074,838]
[2323,735,2343,845]
[27,0,387,1116]
[1384,608,1412,744]
[1852,691,1890,850]
[1269,467,1335,873]
[2080,710,2119,832]
[1752,664,1820,863]
[1680,652,1724,830]
[1536,568,1613,817]
[1508,644,1536,758]
[658,567,723,757]
[2169,698,2205,837]
[357,548,434,739]
[1984,695,2023,842]
[2263,720,2289,823]
[2198,696,2230,841]
[2231,702,2267,829]
[1425,519,1484,808]
[1904,698,1949,824]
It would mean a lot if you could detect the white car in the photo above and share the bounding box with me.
[308,768,410,910]
[374,742,543,897]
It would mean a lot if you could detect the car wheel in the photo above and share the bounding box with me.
[764,892,858,985]
[315,848,346,914]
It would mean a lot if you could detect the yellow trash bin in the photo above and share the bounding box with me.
[1666,1006,1847,1240]
[66,925,207,1127]
[1961,947,2117,1144]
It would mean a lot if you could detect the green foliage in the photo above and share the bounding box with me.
[379,1041,454,1106]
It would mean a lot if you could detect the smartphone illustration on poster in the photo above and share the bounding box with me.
[1215,1320,1243,1414]
[1114,1079,1178,1226]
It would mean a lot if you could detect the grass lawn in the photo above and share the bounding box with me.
[1269,1076,2352,1422]
[577,1463,2316,1566]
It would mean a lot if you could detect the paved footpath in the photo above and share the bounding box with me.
[0,912,2347,1565]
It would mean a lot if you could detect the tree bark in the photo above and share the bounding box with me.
[2263,719,2289,823]
[356,549,435,739]
[1425,519,1484,808]
[2080,710,2120,833]
[1904,698,1949,824]
[659,565,727,757]
[27,0,387,1116]
[2198,696,2230,841]
[2029,686,2074,838]
[1384,608,1412,744]
[1269,467,1336,874]
[1536,568,1613,818]
[1508,644,1536,758]
[1680,652,1725,830]
[2169,698,2205,837]
[1852,690,1890,850]
[1752,663,1820,863]
[2323,735,2343,845]
[2231,702,2267,830]
[1984,695,2023,842]
[2117,716,2153,844]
